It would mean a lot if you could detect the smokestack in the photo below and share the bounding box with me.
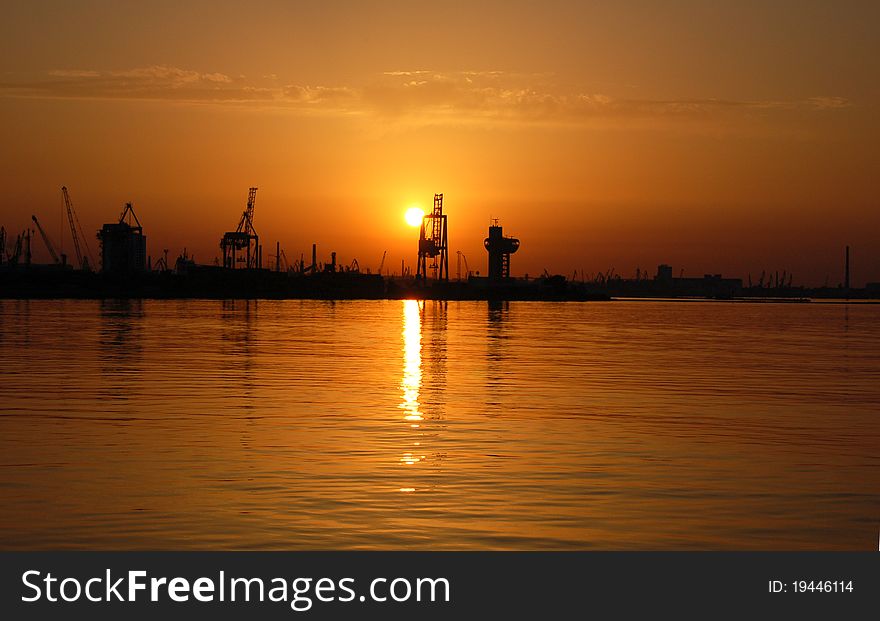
[312,243,316,271]
[845,245,850,290]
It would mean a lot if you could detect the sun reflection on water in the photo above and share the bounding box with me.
[400,300,423,422]
[398,300,423,490]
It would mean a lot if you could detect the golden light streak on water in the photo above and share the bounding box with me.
[400,299,423,423]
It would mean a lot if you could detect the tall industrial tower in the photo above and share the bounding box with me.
[484,219,520,279]
[417,193,449,281]
[99,202,147,274]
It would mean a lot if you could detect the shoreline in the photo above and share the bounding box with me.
[2,267,877,302]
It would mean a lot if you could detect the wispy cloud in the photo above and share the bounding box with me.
[0,65,852,127]
[4,65,267,103]
[281,85,358,106]
[48,69,101,78]
[805,96,850,110]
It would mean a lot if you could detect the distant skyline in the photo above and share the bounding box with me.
[1,1,878,285]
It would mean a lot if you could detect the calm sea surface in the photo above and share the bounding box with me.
[0,299,878,549]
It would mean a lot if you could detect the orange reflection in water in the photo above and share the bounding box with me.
[400,300,423,423]
[398,300,424,486]
[4,299,879,550]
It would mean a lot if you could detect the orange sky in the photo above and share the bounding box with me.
[1,1,877,285]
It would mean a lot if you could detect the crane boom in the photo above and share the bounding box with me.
[61,186,96,270]
[377,250,387,274]
[31,215,60,263]
[246,187,257,228]
[236,187,258,234]
[62,187,82,267]
[61,186,83,267]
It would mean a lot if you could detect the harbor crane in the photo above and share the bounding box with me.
[153,249,170,272]
[31,215,60,264]
[220,187,260,269]
[377,250,387,275]
[5,229,31,267]
[61,186,95,270]
[8,233,22,266]
[416,193,449,281]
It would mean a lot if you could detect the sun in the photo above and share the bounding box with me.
[404,206,425,227]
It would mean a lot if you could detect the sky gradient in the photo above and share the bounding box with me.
[1,1,877,285]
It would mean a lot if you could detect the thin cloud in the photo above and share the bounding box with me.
[108,66,233,84]
[806,96,850,110]
[48,69,101,78]
[282,85,358,106]
[0,66,852,127]
[3,65,257,102]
